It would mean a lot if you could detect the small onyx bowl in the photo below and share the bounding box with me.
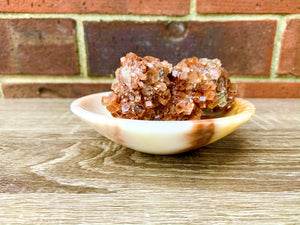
[71,92,255,155]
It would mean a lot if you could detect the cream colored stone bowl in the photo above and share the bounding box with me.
[71,92,255,155]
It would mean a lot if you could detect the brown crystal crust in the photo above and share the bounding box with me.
[102,52,172,120]
[102,53,237,120]
[169,57,237,120]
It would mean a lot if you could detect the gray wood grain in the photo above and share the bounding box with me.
[0,98,299,224]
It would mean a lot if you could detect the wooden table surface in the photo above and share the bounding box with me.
[0,98,299,224]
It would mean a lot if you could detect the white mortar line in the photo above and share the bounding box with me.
[189,0,197,16]
[0,83,3,98]
[269,16,287,80]
[75,19,88,78]
[284,14,300,20]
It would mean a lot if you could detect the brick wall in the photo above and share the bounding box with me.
[0,0,299,98]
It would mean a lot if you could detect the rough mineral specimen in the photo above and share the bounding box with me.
[169,57,237,120]
[102,53,237,120]
[102,52,172,120]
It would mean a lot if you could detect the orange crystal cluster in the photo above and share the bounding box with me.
[102,52,172,120]
[169,57,237,120]
[102,53,237,120]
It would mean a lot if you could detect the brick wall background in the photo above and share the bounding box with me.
[0,0,299,98]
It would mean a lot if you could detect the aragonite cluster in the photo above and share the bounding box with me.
[102,53,237,120]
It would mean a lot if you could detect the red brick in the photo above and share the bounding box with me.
[0,20,15,74]
[84,21,276,77]
[236,82,300,98]
[197,0,300,14]
[0,19,78,75]
[1,83,112,98]
[0,0,189,15]
[19,44,78,75]
[10,19,76,35]
[277,19,300,76]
